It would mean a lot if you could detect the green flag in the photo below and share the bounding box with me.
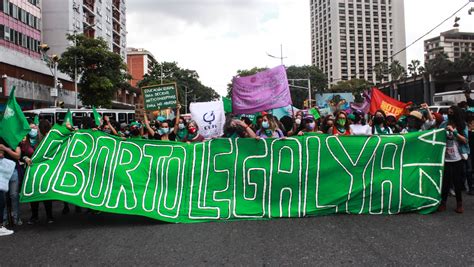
[309,108,321,120]
[63,109,73,127]
[92,106,102,127]
[223,97,232,113]
[0,87,31,148]
[34,115,40,126]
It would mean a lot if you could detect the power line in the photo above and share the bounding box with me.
[391,0,472,60]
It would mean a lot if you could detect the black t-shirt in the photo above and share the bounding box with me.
[152,132,176,141]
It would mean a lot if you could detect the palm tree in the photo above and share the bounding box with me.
[389,60,406,81]
[407,60,421,77]
[373,62,389,85]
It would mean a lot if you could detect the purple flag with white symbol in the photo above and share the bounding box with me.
[232,65,292,114]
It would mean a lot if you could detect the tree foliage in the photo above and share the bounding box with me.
[330,79,374,103]
[58,34,129,107]
[226,65,327,109]
[424,52,474,77]
[138,62,220,113]
[389,60,406,81]
[373,62,389,84]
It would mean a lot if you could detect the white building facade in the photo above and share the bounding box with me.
[310,0,406,85]
[42,0,127,58]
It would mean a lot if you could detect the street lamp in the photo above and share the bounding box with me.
[288,78,312,109]
[39,43,61,107]
[266,44,287,66]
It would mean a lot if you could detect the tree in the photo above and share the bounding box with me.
[226,65,327,109]
[425,52,453,77]
[389,60,406,81]
[407,59,421,77]
[58,34,129,107]
[138,62,220,113]
[453,52,474,75]
[373,62,389,84]
[330,79,373,103]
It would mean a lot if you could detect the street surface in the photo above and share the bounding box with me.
[3,194,474,266]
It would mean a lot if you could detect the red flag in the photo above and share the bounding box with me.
[369,87,409,118]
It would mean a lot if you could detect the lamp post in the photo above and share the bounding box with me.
[267,44,287,65]
[39,43,60,107]
[289,78,312,109]
[184,86,193,114]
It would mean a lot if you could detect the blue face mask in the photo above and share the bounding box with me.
[160,128,170,135]
[262,121,270,129]
[29,129,38,139]
[178,123,185,130]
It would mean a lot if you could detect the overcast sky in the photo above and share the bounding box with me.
[127,0,474,96]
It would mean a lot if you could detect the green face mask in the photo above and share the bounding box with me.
[337,119,346,126]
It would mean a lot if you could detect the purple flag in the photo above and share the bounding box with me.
[232,65,292,114]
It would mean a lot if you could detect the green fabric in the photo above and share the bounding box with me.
[309,108,321,120]
[34,115,40,126]
[0,87,31,148]
[92,106,101,127]
[223,97,232,113]
[63,109,74,127]
[21,125,447,223]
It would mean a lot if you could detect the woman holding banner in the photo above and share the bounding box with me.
[438,106,469,214]
[371,110,393,135]
[255,114,284,139]
[184,121,205,143]
[328,111,352,136]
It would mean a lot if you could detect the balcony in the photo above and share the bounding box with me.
[83,0,95,13]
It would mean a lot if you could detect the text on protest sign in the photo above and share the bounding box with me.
[21,126,446,223]
[142,83,178,111]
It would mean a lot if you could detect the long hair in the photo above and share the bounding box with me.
[449,105,466,134]
[263,114,277,131]
[335,111,350,131]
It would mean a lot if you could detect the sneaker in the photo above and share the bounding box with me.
[47,218,55,224]
[0,226,14,236]
[449,189,456,197]
[27,217,39,225]
[437,203,447,212]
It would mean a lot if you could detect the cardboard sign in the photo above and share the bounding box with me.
[142,83,178,111]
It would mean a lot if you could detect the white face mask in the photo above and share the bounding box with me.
[295,119,302,125]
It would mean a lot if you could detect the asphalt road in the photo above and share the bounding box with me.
[2,194,474,266]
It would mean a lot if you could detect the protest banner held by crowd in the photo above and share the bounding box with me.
[0,66,473,236]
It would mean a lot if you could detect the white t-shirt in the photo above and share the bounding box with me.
[350,124,372,136]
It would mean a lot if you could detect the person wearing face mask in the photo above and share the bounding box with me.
[328,111,352,136]
[371,110,393,135]
[438,106,469,213]
[20,121,55,225]
[184,121,205,143]
[321,115,335,134]
[350,111,372,136]
[128,122,143,139]
[297,115,320,136]
[401,111,424,133]
[100,116,118,136]
[255,114,284,139]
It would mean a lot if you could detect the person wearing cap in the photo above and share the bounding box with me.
[401,110,424,133]
[438,105,469,213]
[350,111,371,136]
[328,111,352,136]
[129,121,143,139]
[372,110,393,135]
[297,115,320,136]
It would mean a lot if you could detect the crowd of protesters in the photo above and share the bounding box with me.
[1,95,474,236]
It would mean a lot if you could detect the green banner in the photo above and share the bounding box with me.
[142,83,178,111]
[21,125,447,223]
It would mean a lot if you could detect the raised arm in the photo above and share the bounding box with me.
[143,112,156,137]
